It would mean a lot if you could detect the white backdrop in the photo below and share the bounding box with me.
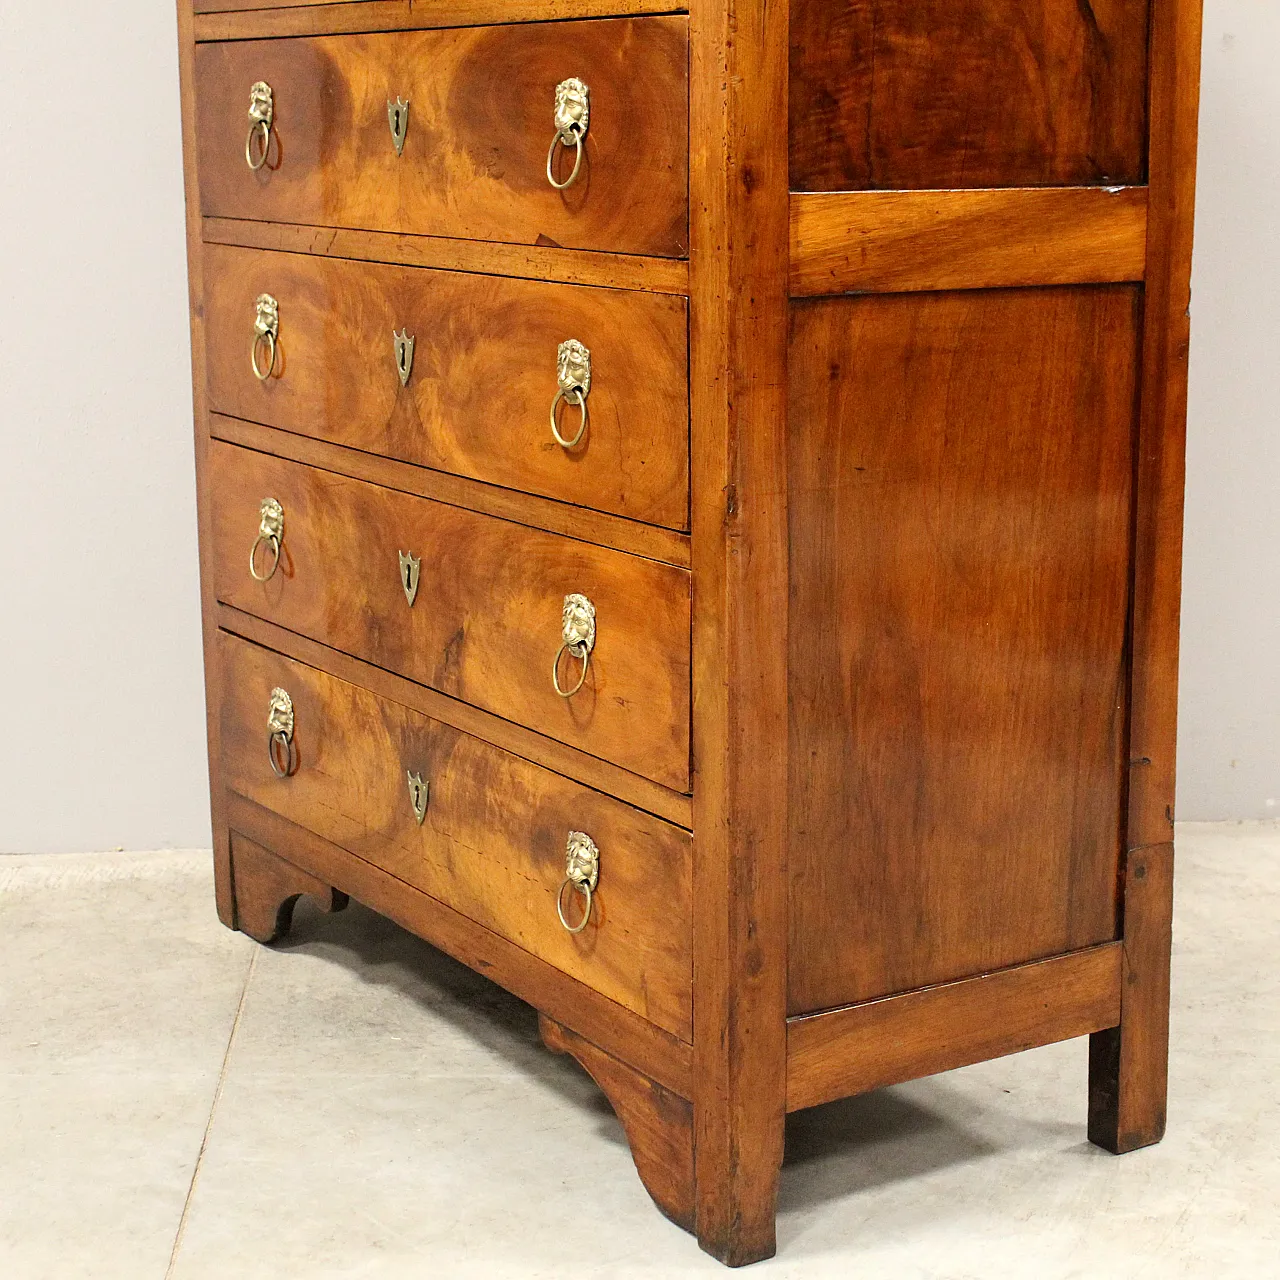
[0,2,1274,853]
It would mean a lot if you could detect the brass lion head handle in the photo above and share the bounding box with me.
[546,78,589,190]
[251,293,280,381]
[557,830,599,933]
[249,497,284,582]
[550,339,591,449]
[266,686,296,778]
[246,81,274,170]
[552,592,596,698]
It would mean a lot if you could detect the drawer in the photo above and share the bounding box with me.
[194,20,689,258]
[219,633,692,1040]
[204,244,689,529]
[211,441,691,791]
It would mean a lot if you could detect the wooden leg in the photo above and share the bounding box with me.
[1088,842,1174,1152]
[229,832,349,944]
[539,1016,695,1233]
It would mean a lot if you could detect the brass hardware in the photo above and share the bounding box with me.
[251,293,280,381]
[552,592,595,698]
[388,97,410,157]
[393,329,415,387]
[557,830,599,933]
[249,497,285,582]
[550,339,591,449]
[398,550,421,607]
[407,771,430,825]
[546,78,589,190]
[246,81,274,170]
[266,687,296,778]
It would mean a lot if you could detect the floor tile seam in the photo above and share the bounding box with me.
[164,947,258,1280]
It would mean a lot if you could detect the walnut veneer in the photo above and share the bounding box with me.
[177,0,1202,1264]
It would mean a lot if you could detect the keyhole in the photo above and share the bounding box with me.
[404,565,411,592]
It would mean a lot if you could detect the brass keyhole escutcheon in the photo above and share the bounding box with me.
[407,771,429,825]
[399,550,421,607]
[388,97,410,156]
[393,329,415,387]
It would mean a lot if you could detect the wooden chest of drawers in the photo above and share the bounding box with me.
[177,0,1203,1264]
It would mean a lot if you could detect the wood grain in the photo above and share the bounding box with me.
[175,0,234,924]
[203,217,690,295]
[1126,0,1205,853]
[789,0,1150,191]
[788,285,1140,1015]
[229,832,348,943]
[541,1016,695,1231]
[226,791,693,1097]
[790,186,1149,297]
[212,415,690,570]
[195,0,685,39]
[195,20,689,257]
[688,0,791,1264]
[218,604,694,829]
[203,243,690,529]
[210,442,692,791]
[787,944,1123,1112]
[221,634,694,1040]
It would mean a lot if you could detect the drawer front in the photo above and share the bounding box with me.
[194,20,689,257]
[204,244,690,529]
[220,633,692,1040]
[211,442,691,791]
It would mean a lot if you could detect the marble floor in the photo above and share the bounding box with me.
[0,822,1275,1279]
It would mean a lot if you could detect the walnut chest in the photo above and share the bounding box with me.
[176,0,1203,1264]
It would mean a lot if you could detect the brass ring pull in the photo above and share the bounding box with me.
[251,329,277,381]
[266,688,296,778]
[550,339,591,449]
[251,293,280,381]
[557,831,599,934]
[245,81,274,171]
[550,388,588,449]
[249,497,284,582]
[552,641,590,698]
[546,78,589,191]
[556,877,593,933]
[552,593,595,698]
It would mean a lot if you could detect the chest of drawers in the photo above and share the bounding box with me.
[177,0,1203,1264]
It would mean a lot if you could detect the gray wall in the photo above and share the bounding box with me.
[0,2,1274,852]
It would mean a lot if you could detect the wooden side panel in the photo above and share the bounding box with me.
[220,634,693,1040]
[209,442,692,792]
[788,286,1140,1014]
[789,0,1150,191]
[203,244,689,529]
[194,20,689,257]
[787,943,1123,1111]
[789,187,1148,297]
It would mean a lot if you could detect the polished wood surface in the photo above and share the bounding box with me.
[228,793,693,1095]
[789,0,1149,191]
[221,635,694,1039]
[688,0,791,1262]
[790,186,1148,297]
[229,832,348,943]
[204,244,690,528]
[195,0,685,39]
[210,442,691,790]
[788,285,1140,1014]
[1089,843,1175,1151]
[213,416,690,570]
[541,1016,695,1230]
[195,20,689,257]
[220,604,694,829]
[203,217,690,296]
[788,944,1122,1112]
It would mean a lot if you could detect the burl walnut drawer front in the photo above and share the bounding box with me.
[204,243,690,529]
[194,19,689,257]
[220,633,693,1040]
[210,442,692,792]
